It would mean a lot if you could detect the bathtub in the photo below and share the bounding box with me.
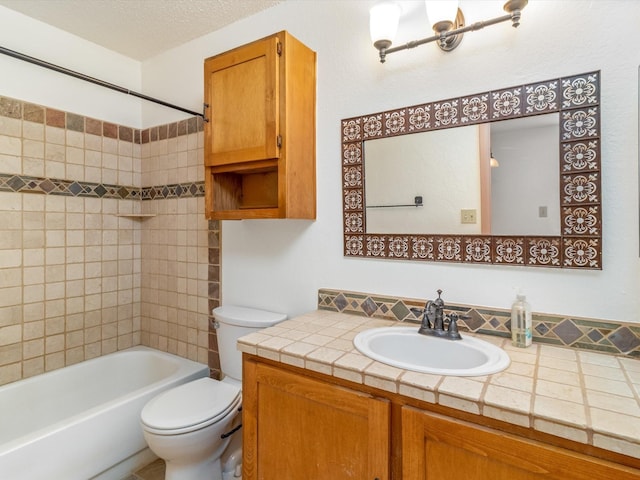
[0,346,210,480]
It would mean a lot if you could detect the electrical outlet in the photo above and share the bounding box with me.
[539,206,548,218]
[461,209,477,224]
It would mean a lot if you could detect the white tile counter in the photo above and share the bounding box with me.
[238,309,640,460]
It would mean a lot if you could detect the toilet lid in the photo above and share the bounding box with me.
[141,377,241,432]
[213,305,287,327]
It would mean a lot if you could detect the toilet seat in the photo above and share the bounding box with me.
[141,377,241,435]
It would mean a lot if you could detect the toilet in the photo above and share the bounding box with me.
[140,305,286,480]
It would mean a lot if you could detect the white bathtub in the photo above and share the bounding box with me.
[0,346,210,480]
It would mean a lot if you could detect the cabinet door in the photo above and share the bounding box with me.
[243,360,390,480]
[204,35,280,166]
[402,407,640,480]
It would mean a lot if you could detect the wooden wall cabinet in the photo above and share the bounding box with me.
[203,31,316,220]
[243,356,640,480]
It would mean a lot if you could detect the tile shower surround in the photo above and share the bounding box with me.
[0,96,222,386]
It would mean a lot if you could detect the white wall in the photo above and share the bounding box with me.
[2,1,638,322]
[0,6,146,127]
[208,0,639,322]
[144,0,640,322]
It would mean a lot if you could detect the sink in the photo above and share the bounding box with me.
[353,326,510,377]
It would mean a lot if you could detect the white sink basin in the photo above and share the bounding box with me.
[353,326,510,377]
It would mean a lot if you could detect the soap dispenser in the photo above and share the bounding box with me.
[511,292,532,348]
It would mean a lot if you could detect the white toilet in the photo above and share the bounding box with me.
[140,305,286,480]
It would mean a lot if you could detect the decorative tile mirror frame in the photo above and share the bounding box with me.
[341,71,601,269]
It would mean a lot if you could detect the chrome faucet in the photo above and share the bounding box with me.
[418,289,462,340]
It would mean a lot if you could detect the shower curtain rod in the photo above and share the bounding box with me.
[0,45,205,119]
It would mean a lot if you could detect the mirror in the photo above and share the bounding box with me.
[364,114,560,236]
[342,71,601,269]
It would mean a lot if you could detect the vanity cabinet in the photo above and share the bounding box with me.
[242,359,390,480]
[402,407,640,480]
[203,31,316,220]
[243,355,640,480]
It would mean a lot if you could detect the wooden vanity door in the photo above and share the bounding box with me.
[243,359,390,480]
[402,407,640,480]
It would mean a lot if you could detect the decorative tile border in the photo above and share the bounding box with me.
[0,95,203,143]
[0,173,204,200]
[317,289,640,358]
[0,172,140,199]
[207,219,222,379]
[341,71,602,269]
[0,94,205,200]
[141,182,204,200]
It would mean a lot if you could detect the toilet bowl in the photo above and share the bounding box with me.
[141,377,241,480]
[140,306,286,480]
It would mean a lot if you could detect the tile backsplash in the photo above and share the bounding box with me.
[0,95,220,385]
[318,289,640,358]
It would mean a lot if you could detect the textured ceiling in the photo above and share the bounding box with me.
[0,0,282,60]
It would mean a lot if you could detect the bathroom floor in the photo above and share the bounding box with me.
[122,459,165,480]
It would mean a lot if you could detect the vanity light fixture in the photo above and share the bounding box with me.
[490,152,500,168]
[370,0,528,63]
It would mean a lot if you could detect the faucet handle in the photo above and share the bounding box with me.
[447,313,462,340]
[448,313,458,331]
[434,289,444,308]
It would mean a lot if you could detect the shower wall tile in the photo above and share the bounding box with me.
[0,95,212,386]
[139,196,210,365]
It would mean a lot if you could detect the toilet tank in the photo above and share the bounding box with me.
[213,305,286,382]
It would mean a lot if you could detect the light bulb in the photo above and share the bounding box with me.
[370,1,401,49]
[425,0,459,32]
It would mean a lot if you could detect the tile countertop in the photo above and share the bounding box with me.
[237,309,640,460]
